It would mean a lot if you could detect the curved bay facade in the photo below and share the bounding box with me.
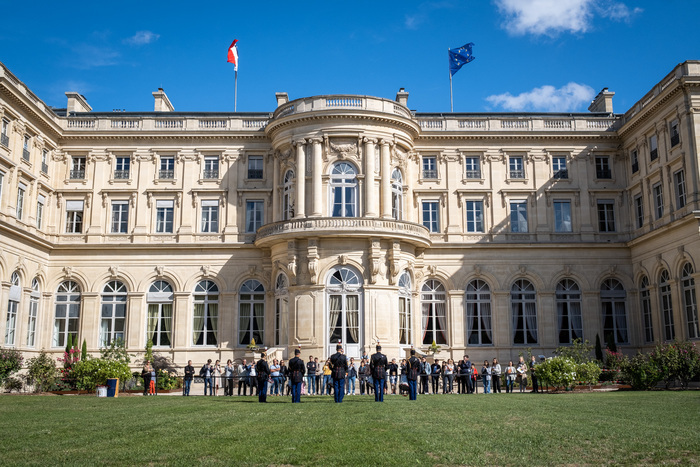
[1,61,699,366]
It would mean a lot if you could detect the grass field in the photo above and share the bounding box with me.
[0,391,698,466]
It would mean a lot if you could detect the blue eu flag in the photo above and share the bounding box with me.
[448,43,475,77]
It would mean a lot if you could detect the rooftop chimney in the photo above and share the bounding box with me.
[276,92,289,107]
[153,88,174,112]
[65,92,92,113]
[588,88,614,113]
[395,88,409,107]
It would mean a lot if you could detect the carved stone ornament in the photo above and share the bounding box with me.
[109,266,119,278]
[338,254,348,265]
[330,142,358,160]
[63,266,73,279]
[427,264,438,276]
[155,265,165,277]
[201,265,210,277]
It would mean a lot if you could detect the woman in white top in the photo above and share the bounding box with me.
[491,358,502,393]
[213,360,222,396]
[516,356,528,393]
[505,361,517,393]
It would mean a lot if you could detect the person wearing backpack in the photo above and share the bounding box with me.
[329,344,348,403]
[370,344,388,402]
[200,359,213,396]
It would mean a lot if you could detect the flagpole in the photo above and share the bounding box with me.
[450,72,453,113]
[234,70,238,112]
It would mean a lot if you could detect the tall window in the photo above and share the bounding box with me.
[41,149,48,173]
[510,200,528,233]
[27,278,40,347]
[282,170,295,220]
[328,267,362,353]
[556,279,582,344]
[0,170,4,206]
[391,169,403,220]
[330,162,358,217]
[245,200,264,233]
[100,281,127,347]
[552,156,568,179]
[70,156,86,179]
[159,156,175,179]
[155,200,174,233]
[53,281,81,347]
[193,280,218,346]
[239,279,264,346]
[203,156,219,179]
[512,279,537,344]
[653,183,663,219]
[114,156,130,179]
[36,194,45,229]
[0,118,8,147]
[670,119,680,147]
[422,156,437,179]
[422,201,440,233]
[4,272,20,346]
[601,279,628,345]
[421,280,446,345]
[23,135,30,160]
[147,281,173,347]
[634,195,644,229]
[465,156,481,179]
[597,200,615,232]
[465,200,484,233]
[554,200,572,232]
[640,276,654,343]
[681,263,699,339]
[16,182,26,220]
[631,149,639,173]
[201,200,219,233]
[659,270,675,341]
[398,272,412,345]
[274,274,288,346]
[595,156,611,179]
[247,155,263,179]
[674,170,687,210]
[466,279,492,345]
[111,200,129,233]
[65,200,84,233]
[649,135,658,161]
[509,156,524,179]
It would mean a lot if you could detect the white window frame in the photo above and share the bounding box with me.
[422,200,440,233]
[659,269,675,341]
[466,279,492,346]
[203,156,219,179]
[16,182,26,221]
[509,156,525,179]
[146,281,174,348]
[653,183,663,219]
[510,200,528,233]
[398,272,412,346]
[27,278,40,347]
[421,279,447,345]
[422,156,438,179]
[245,199,264,233]
[247,155,264,179]
[53,281,81,348]
[601,279,628,345]
[640,276,654,343]
[391,169,403,221]
[239,279,265,346]
[464,156,481,179]
[465,200,484,233]
[200,200,219,233]
[193,280,219,346]
[634,195,644,229]
[155,200,174,233]
[5,272,20,346]
[681,263,699,340]
[556,279,583,344]
[100,281,127,347]
[597,200,616,232]
[36,194,45,229]
[282,170,295,220]
[329,162,358,218]
[111,200,129,234]
[511,279,538,344]
[114,156,130,180]
[65,200,84,234]
[552,156,568,179]
[553,200,572,233]
[674,169,686,210]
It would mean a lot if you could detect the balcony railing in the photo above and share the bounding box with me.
[596,169,612,179]
[41,162,49,173]
[553,169,568,180]
[465,170,481,179]
[159,170,174,179]
[247,169,263,179]
[114,170,130,179]
[671,134,680,147]
[650,148,658,160]
[22,148,30,161]
[70,170,85,179]
[203,169,219,179]
[0,134,8,147]
[422,169,438,179]
[510,170,525,179]
[632,161,639,173]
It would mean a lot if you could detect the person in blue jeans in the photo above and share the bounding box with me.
[346,357,357,395]
[481,360,491,394]
[200,359,214,396]
[306,356,316,395]
[269,359,281,395]
[183,360,194,396]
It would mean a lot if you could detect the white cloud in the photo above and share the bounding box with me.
[494,0,642,36]
[124,30,160,45]
[485,82,595,112]
[69,44,120,69]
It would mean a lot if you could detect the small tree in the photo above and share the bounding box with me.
[26,351,57,393]
[536,357,577,391]
[649,340,700,389]
[65,334,73,354]
[621,352,661,390]
[576,361,602,389]
[594,334,604,362]
[144,338,154,364]
[0,348,23,384]
[554,338,594,364]
[81,339,88,361]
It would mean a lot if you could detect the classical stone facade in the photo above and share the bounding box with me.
[1,61,699,367]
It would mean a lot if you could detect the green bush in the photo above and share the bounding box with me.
[26,351,58,393]
[620,352,661,390]
[3,376,23,393]
[0,348,23,383]
[576,361,602,389]
[554,338,595,364]
[536,357,578,391]
[72,358,132,391]
[649,340,700,388]
[156,369,181,390]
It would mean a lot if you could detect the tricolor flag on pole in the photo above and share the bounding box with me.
[227,39,239,71]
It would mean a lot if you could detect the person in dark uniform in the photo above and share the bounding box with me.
[255,350,271,403]
[183,360,194,396]
[329,344,348,403]
[406,349,421,401]
[288,348,305,403]
[370,344,388,402]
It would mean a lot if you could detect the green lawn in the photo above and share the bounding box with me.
[0,391,698,466]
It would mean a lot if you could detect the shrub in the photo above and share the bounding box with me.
[649,340,700,388]
[576,361,602,389]
[620,352,661,390]
[26,351,58,393]
[594,334,603,362]
[156,369,182,390]
[0,348,23,384]
[554,338,595,364]
[3,376,23,393]
[72,358,132,391]
[536,357,577,391]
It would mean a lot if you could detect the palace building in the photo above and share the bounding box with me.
[1,60,699,366]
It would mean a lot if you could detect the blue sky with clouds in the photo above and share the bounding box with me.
[0,0,698,114]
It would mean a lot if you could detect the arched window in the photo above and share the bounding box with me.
[398,272,412,345]
[4,272,20,346]
[466,279,492,345]
[282,170,295,220]
[556,279,582,344]
[421,280,447,345]
[391,168,403,220]
[511,279,537,344]
[239,280,264,346]
[659,270,675,341]
[100,281,127,347]
[27,278,40,347]
[274,274,288,346]
[147,280,173,347]
[193,280,218,346]
[330,162,358,217]
[681,263,699,339]
[53,281,81,348]
[640,276,654,343]
[327,266,362,357]
[601,278,628,345]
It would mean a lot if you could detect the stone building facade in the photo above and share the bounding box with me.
[1,60,699,367]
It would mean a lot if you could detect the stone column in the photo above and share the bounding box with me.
[272,157,280,222]
[173,292,191,349]
[381,140,392,218]
[80,292,100,350]
[127,292,145,351]
[364,138,377,217]
[311,138,323,216]
[294,139,306,218]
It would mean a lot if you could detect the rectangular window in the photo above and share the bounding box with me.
[553,200,572,232]
[595,156,611,179]
[398,296,412,345]
[634,195,644,229]
[201,200,219,233]
[5,299,18,346]
[111,200,129,233]
[641,287,653,343]
[670,120,680,147]
[510,200,528,233]
[597,200,615,232]
[649,134,658,161]
[552,156,568,179]
[422,201,439,233]
[36,194,45,229]
[27,295,39,347]
[114,156,130,179]
[465,157,481,179]
[422,156,437,179]
[509,156,524,179]
[631,149,639,173]
[16,182,26,221]
[245,200,264,233]
[71,156,86,179]
[674,170,686,210]
[0,118,9,147]
[0,170,4,207]
[22,135,30,161]
[203,156,219,179]
[41,149,49,173]
[247,155,263,179]
[155,200,174,233]
[159,156,175,179]
[65,200,84,233]
[653,182,663,219]
[465,200,484,233]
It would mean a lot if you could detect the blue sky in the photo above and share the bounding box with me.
[1,0,698,114]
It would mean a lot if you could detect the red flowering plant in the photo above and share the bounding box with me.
[649,340,700,389]
[55,346,80,390]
